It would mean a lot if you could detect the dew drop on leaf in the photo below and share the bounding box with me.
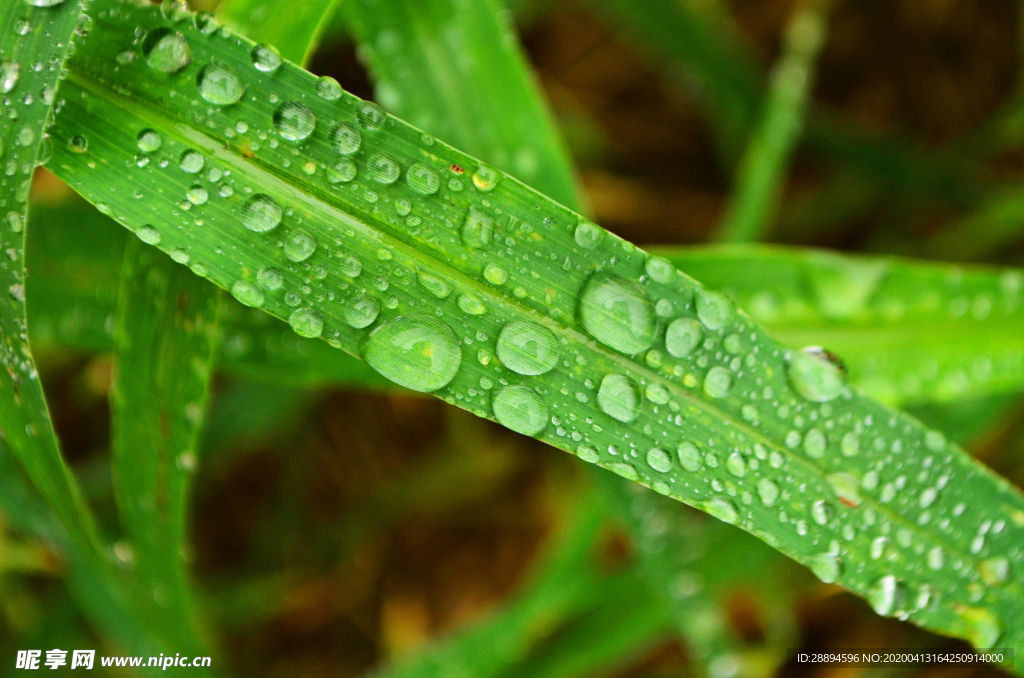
[579,272,656,355]
[230,281,264,308]
[496,321,559,376]
[250,44,281,73]
[808,554,842,584]
[678,442,701,472]
[136,226,161,245]
[788,348,847,402]
[460,207,494,249]
[327,159,357,184]
[357,102,386,130]
[288,308,323,338]
[645,256,673,284]
[695,289,733,331]
[137,129,162,153]
[492,385,548,437]
[1,61,20,94]
[472,164,501,192]
[242,194,282,233]
[274,102,316,141]
[257,267,282,290]
[179,150,204,174]
[316,76,343,100]
[707,497,739,524]
[703,366,732,398]
[574,219,603,248]
[344,294,380,329]
[332,123,361,155]
[143,28,191,73]
[406,163,440,194]
[362,316,462,392]
[757,478,779,506]
[665,318,703,358]
[284,229,317,262]
[67,134,88,153]
[596,373,640,423]
[367,153,400,184]
[646,448,672,472]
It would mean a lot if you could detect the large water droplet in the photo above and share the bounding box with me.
[231,281,264,308]
[179,150,204,174]
[143,28,191,73]
[757,478,779,506]
[363,316,462,392]
[808,554,842,584]
[703,366,732,398]
[288,308,323,338]
[492,385,548,437]
[574,220,603,248]
[867,575,905,617]
[579,273,656,355]
[274,102,316,141]
[317,76,343,100]
[707,498,739,524]
[678,442,701,472]
[284,229,317,262]
[646,448,672,473]
[665,318,703,358]
[496,322,559,376]
[137,129,162,153]
[357,102,386,130]
[197,63,245,105]
[597,374,640,423]
[1,61,20,94]
[251,44,281,72]
[695,290,733,330]
[368,153,400,184]
[407,163,440,194]
[332,123,361,155]
[345,295,381,329]
[788,349,846,402]
[242,194,282,232]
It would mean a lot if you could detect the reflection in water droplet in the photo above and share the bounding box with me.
[274,102,316,141]
[473,164,502,192]
[696,290,733,330]
[368,153,401,184]
[197,63,245,105]
[678,442,701,472]
[703,366,732,398]
[645,257,673,284]
[332,123,361,155]
[345,295,381,329]
[665,318,703,358]
[492,385,548,437]
[357,102,386,130]
[257,267,283,290]
[868,575,904,617]
[137,129,162,153]
[363,316,462,392]
[597,374,640,423]
[417,272,452,299]
[757,478,779,506]
[317,76,343,100]
[179,150,205,174]
[708,497,739,524]
[579,273,656,355]
[67,135,88,153]
[497,322,559,376]
[231,281,264,308]
[284,229,317,262]
[407,163,440,194]
[251,44,281,72]
[289,308,323,338]
[137,226,161,245]
[574,220,603,248]
[646,448,672,473]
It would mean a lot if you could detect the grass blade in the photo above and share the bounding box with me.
[662,245,1024,406]
[43,1,1024,655]
[109,238,221,656]
[716,0,831,242]
[339,0,583,209]
[216,0,338,67]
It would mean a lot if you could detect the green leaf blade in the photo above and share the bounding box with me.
[47,0,1024,655]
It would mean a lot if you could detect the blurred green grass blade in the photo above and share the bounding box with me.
[109,238,221,656]
[44,2,1024,655]
[216,0,338,66]
[586,0,762,168]
[922,184,1024,262]
[660,245,1024,406]
[339,0,583,209]
[716,0,830,243]
[0,0,106,565]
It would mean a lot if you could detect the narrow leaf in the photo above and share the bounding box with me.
[45,1,1024,655]
[216,0,338,66]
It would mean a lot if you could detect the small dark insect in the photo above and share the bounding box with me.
[450,164,464,174]
[802,346,848,376]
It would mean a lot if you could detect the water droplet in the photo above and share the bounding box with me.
[339,253,362,278]
[840,432,859,457]
[496,321,559,375]
[472,164,502,192]
[137,226,161,245]
[137,129,162,153]
[826,473,861,507]
[289,308,323,338]
[332,122,361,155]
[242,194,282,232]
[67,134,88,153]
[703,366,732,398]
[725,452,745,477]
[274,102,316,141]
[757,478,779,506]
[461,207,493,249]
[811,500,833,525]
[788,349,846,402]
[597,374,640,423]
[407,163,440,194]
[357,102,386,130]
[457,295,487,315]
[695,290,733,330]
[645,257,673,284]
[231,281,264,307]
[1,61,20,94]
[257,267,282,290]
[927,547,945,570]
[919,487,938,509]
[646,448,672,472]
[954,606,1003,648]
[868,575,905,617]
[317,76,343,100]
[678,442,702,472]
[577,446,599,463]
[345,294,381,329]
[179,150,204,174]
[363,316,462,392]
[665,318,703,358]
[645,383,669,404]
[579,273,656,355]
[979,557,1010,586]
[707,497,739,524]
[574,220,603,248]
[186,185,208,205]
[195,62,246,106]
[804,428,826,458]
[328,159,357,183]
[809,554,842,584]
[251,44,281,72]
[492,385,548,437]
[367,153,400,184]
[143,28,191,73]
[284,229,317,262]
[483,263,508,285]
[416,271,452,299]
[609,463,639,481]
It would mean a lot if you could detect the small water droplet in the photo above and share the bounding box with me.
[367,153,400,184]
[417,271,452,299]
[317,75,343,100]
[242,194,282,232]
[979,557,1010,586]
[344,294,380,329]
[707,497,739,524]
[646,448,672,472]
[645,257,673,284]
[179,150,204,174]
[695,290,733,331]
[678,442,701,472]
[804,428,826,458]
[328,159,357,183]
[231,281,264,308]
[288,308,323,338]
[357,102,386,130]
[407,163,440,194]
[284,229,317,262]
[67,134,88,153]
[725,452,745,477]
[665,318,703,359]
[137,129,162,153]
[457,295,487,315]
[257,267,282,290]
[868,575,905,617]
[1,61,20,94]
[251,44,282,72]
[597,373,640,423]
[137,226,161,245]
[703,366,732,398]
[809,554,842,584]
[186,185,208,205]
[574,219,603,248]
[472,164,502,192]
[332,122,361,155]
[483,263,508,285]
[757,478,779,506]
[496,321,558,375]
[492,385,548,437]
[461,207,493,249]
